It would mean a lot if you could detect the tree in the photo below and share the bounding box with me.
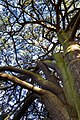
[0,0,80,119]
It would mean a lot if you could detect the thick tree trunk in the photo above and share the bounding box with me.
[58,29,80,119]
[64,42,80,119]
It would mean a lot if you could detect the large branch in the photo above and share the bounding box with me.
[41,90,69,120]
[65,9,80,41]
[36,61,59,83]
[20,20,56,31]
[0,72,45,95]
[0,66,62,94]
[42,60,62,77]
[13,93,38,120]
[66,10,80,31]
[0,72,69,120]
[37,60,66,103]
[35,60,66,103]
[69,10,80,40]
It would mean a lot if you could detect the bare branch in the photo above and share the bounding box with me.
[0,66,63,94]
[0,72,45,95]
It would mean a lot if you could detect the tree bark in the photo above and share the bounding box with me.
[41,90,69,120]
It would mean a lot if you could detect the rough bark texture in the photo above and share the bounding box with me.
[64,42,80,119]
[65,43,80,94]
[41,91,69,120]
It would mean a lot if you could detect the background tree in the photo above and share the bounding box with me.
[0,0,80,120]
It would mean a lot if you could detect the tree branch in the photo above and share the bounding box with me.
[41,90,69,120]
[69,10,80,40]
[13,93,38,120]
[36,61,60,84]
[0,66,63,94]
[0,72,45,95]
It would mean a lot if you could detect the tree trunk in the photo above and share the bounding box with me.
[57,30,80,119]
